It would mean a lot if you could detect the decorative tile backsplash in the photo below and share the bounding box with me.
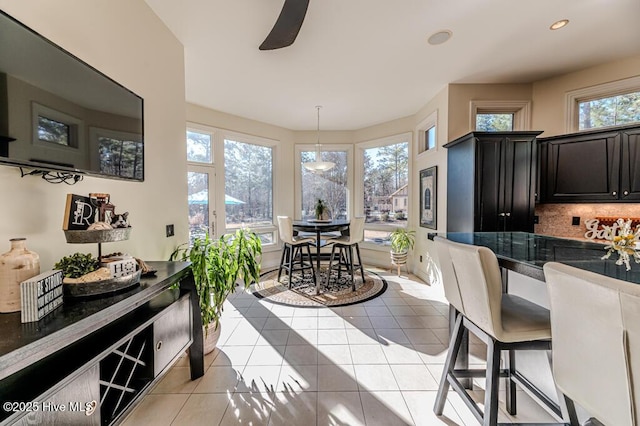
[534,203,640,239]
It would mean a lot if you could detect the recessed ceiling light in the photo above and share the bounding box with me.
[428,30,453,45]
[550,19,569,30]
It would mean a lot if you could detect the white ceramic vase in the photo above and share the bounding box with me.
[0,238,40,313]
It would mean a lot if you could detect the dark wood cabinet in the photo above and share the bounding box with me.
[0,262,203,426]
[620,126,640,200]
[538,124,640,202]
[445,131,542,232]
[13,365,101,426]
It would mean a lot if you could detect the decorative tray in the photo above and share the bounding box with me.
[64,228,131,244]
[63,269,141,298]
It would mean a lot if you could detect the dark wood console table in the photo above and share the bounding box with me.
[0,261,203,426]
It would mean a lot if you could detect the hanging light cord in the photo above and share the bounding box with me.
[316,105,322,158]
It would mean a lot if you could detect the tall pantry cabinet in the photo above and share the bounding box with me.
[445,131,543,233]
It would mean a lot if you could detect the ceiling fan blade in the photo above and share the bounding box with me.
[259,0,310,50]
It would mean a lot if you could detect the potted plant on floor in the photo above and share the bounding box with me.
[389,227,415,276]
[171,228,262,354]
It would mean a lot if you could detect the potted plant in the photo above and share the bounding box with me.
[314,199,328,220]
[389,227,415,276]
[171,228,262,353]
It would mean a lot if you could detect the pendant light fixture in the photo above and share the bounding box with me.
[303,105,335,173]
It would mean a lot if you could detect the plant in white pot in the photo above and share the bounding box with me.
[171,228,262,354]
[389,227,415,276]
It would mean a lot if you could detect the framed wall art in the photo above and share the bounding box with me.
[419,166,437,229]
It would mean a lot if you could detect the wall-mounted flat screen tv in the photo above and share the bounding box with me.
[0,10,144,181]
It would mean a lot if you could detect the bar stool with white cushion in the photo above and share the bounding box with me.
[324,217,365,292]
[277,216,316,288]
[544,262,640,426]
[434,236,555,426]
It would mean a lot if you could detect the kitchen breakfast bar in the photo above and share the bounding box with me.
[440,232,640,285]
[429,231,640,420]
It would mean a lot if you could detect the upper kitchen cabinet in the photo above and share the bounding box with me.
[538,125,640,202]
[620,126,640,200]
[445,131,542,233]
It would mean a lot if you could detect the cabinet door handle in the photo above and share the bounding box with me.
[624,190,629,196]
[505,212,511,217]
[612,191,617,196]
[498,213,506,217]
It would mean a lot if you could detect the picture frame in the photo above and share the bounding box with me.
[419,166,437,229]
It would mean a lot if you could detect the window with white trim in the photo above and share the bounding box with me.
[186,128,214,243]
[578,91,640,130]
[223,137,274,234]
[566,76,640,132]
[470,100,531,131]
[298,147,349,220]
[416,110,437,157]
[356,134,410,246]
[476,113,514,131]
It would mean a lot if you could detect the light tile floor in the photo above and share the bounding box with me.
[122,267,560,426]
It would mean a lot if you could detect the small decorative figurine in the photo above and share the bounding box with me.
[110,212,130,228]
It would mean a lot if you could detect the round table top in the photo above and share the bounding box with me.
[292,219,350,232]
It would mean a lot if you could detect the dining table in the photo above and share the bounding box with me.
[292,219,350,294]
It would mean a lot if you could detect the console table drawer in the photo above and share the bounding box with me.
[153,294,192,376]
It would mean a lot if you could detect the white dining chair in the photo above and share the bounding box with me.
[544,262,640,426]
[434,236,556,426]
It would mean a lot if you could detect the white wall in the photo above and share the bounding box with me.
[0,1,187,267]
[410,87,449,285]
[532,54,640,136]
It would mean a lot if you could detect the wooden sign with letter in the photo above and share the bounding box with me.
[62,194,96,230]
[106,258,137,278]
[20,270,64,323]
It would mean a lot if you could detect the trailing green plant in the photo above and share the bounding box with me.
[54,252,100,278]
[171,228,262,332]
[390,228,416,253]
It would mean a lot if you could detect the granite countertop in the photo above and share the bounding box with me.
[439,232,640,284]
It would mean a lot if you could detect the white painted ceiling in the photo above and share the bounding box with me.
[144,0,640,131]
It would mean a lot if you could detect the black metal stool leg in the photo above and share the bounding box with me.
[435,314,465,415]
[288,244,294,288]
[305,243,315,275]
[277,244,287,282]
[325,245,338,288]
[483,339,501,426]
[355,243,365,282]
[347,245,355,291]
[506,349,517,415]
[563,395,580,426]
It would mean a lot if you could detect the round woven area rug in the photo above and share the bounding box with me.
[251,268,387,307]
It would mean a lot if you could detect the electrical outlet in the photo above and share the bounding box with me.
[166,224,174,237]
[572,217,580,226]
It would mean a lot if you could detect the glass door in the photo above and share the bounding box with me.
[187,129,216,243]
[187,166,216,243]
